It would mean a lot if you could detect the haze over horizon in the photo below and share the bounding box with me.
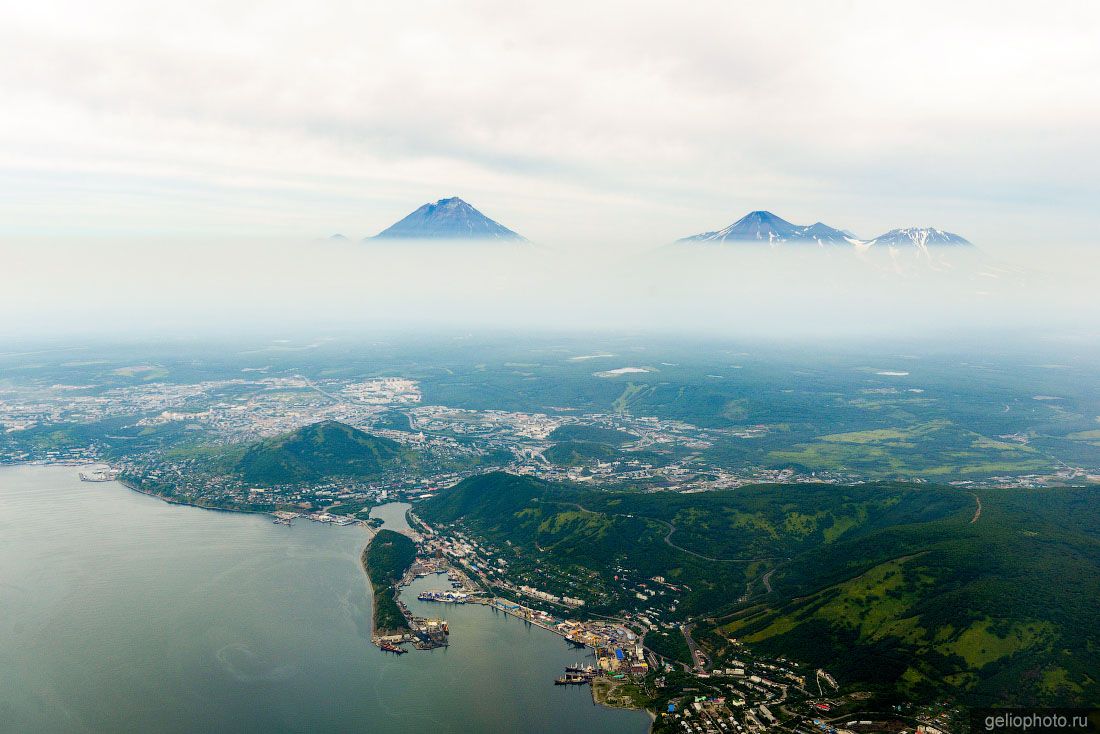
[3,1,1099,343]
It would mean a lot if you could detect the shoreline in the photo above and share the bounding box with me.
[1,461,352,521]
[10,463,654,726]
[117,477,272,517]
[0,462,250,515]
[361,529,421,648]
[360,540,409,641]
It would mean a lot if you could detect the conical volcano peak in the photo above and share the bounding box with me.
[677,210,853,246]
[370,197,527,241]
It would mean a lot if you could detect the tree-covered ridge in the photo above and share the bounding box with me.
[721,487,1100,706]
[421,473,971,575]
[419,473,1100,705]
[419,474,974,617]
[235,420,414,485]
[362,529,417,635]
[580,482,971,560]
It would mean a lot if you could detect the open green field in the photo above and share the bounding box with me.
[768,419,1055,479]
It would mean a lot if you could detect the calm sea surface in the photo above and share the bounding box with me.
[0,465,650,733]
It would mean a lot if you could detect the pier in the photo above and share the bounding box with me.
[417,589,470,603]
[79,468,120,482]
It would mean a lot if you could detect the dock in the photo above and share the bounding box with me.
[417,589,471,604]
[79,468,119,482]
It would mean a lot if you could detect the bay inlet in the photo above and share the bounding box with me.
[0,465,650,733]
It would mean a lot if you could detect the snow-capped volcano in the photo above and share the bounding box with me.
[865,227,972,249]
[677,211,856,246]
[370,197,527,241]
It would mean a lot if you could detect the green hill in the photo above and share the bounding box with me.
[235,420,414,485]
[718,487,1100,706]
[419,473,1100,706]
[542,440,620,466]
[418,471,559,527]
[418,474,972,618]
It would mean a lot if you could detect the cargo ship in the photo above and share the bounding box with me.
[554,674,589,686]
[417,590,469,603]
[378,642,407,654]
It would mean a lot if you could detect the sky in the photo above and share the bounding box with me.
[2,0,1100,249]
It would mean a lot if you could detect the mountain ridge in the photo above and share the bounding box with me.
[677,210,972,249]
[678,210,857,246]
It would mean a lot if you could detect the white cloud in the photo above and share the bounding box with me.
[1,0,1099,247]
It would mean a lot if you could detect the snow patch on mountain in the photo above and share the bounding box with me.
[865,227,972,253]
[677,211,857,246]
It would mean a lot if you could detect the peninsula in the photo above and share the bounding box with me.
[362,529,416,639]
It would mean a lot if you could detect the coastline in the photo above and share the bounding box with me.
[117,476,271,517]
[360,541,398,638]
[72,463,411,647]
[6,463,654,729]
[360,529,418,645]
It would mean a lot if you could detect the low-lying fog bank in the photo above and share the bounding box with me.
[3,236,1097,342]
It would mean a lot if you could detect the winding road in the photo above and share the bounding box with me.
[564,501,775,563]
[652,516,767,562]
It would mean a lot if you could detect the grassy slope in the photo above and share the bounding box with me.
[420,472,754,614]
[717,488,1100,705]
[419,475,973,617]
[421,473,1100,705]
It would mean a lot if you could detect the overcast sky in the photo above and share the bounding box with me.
[2,0,1099,249]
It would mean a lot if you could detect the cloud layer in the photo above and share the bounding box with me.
[2,0,1099,248]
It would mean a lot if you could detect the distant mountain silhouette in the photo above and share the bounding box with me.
[677,211,855,246]
[370,197,526,241]
[864,227,973,250]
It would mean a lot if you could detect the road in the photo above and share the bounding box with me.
[567,501,774,563]
[295,374,346,404]
[970,492,982,524]
[682,622,708,672]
